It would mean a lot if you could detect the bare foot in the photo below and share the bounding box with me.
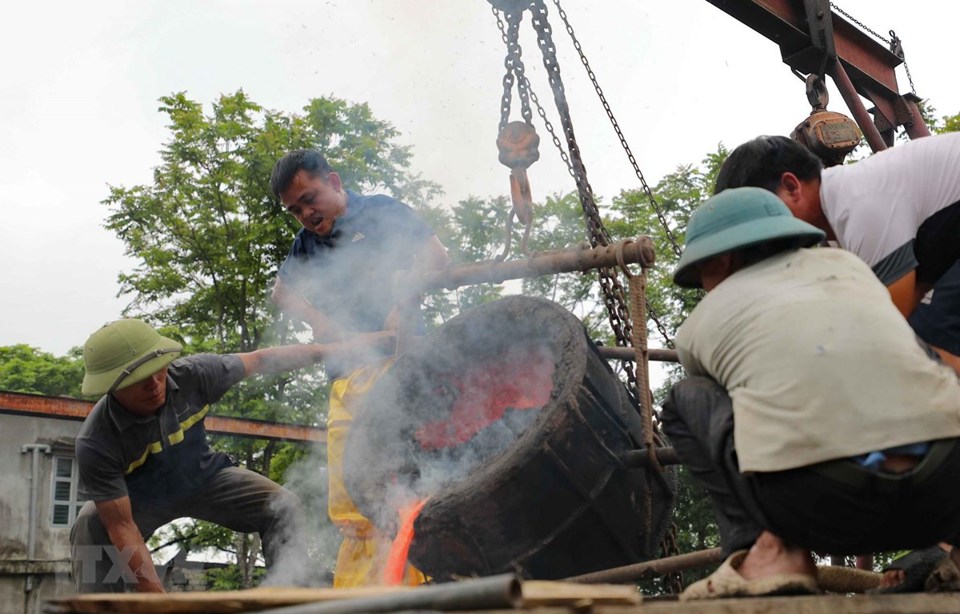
[879,569,905,589]
[738,531,817,581]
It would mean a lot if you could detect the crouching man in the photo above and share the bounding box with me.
[71,318,390,592]
[664,188,960,600]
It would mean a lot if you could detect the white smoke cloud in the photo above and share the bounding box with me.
[262,444,341,587]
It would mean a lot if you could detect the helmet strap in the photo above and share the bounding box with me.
[107,348,179,394]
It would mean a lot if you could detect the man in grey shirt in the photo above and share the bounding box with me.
[666,188,960,599]
[71,318,390,592]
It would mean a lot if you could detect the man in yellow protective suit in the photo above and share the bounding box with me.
[269,150,448,587]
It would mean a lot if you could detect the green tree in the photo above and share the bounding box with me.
[935,105,960,134]
[106,90,443,586]
[0,345,84,397]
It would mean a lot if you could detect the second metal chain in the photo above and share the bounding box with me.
[550,0,684,259]
[829,2,916,93]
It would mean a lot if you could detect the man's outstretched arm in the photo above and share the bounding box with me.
[234,334,396,377]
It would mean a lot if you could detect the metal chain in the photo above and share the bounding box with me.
[889,30,917,94]
[829,2,889,43]
[829,2,916,93]
[902,56,917,94]
[493,2,674,361]
[660,524,685,594]
[545,0,675,348]
[524,1,644,399]
[550,0,684,259]
[494,6,534,133]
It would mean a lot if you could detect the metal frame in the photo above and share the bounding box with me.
[704,0,930,150]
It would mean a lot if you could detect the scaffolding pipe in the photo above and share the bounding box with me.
[598,346,678,363]
[831,61,888,153]
[620,447,680,468]
[394,237,656,297]
[256,574,521,614]
[565,548,723,584]
[21,443,50,595]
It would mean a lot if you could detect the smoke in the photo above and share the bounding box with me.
[342,297,565,535]
[261,444,341,587]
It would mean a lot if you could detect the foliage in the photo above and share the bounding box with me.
[0,345,84,397]
[935,105,960,134]
[521,192,607,336]
[205,564,267,591]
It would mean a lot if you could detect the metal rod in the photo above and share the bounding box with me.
[902,93,932,140]
[620,447,680,468]
[395,237,655,297]
[255,574,521,614]
[830,61,888,153]
[597,346,678,363]
[565,548,724,584]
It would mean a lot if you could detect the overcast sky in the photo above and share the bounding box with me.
[2,0,957,355]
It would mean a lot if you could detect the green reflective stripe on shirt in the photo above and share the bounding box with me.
[124,405,211,474]
[167,405,210,445]
[124,441,163,475]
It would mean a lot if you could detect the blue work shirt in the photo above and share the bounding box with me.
[278,190,434,376]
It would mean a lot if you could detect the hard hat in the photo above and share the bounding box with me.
[673,187,825,288]
[81,319,182,396]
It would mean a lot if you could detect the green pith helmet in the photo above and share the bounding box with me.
[673,187,826,288]
[81,319,182,396]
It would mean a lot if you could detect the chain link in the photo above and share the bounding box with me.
[829,2,889,43]
[829,2,916,94]
[494,6,534,133]
[659,524,685,594]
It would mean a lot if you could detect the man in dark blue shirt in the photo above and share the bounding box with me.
[269,150,448,587]
[71,318,391,592]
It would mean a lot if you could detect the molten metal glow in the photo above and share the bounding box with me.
[384,498,428,585]
[414,348,555,450]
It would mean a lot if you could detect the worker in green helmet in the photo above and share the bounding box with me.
[664,187,960,599]
[70,318,392,593]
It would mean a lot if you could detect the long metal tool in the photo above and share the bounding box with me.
[597,346,678,363]
[255,574,521,614]
[565,548,723,584]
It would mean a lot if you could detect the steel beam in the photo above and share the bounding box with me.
[0,391,325,443]
[704,0,926,145]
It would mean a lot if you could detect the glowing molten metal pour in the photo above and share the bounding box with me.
[384,498,428,585]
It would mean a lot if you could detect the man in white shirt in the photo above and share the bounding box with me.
[665,187,960,599]
[714,133,960,375]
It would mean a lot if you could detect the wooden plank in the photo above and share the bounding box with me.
[47,582,640,613]
[450,593,960,613]
[600,592,960,613]
[45,584,960,613]
[519,581,640,607]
